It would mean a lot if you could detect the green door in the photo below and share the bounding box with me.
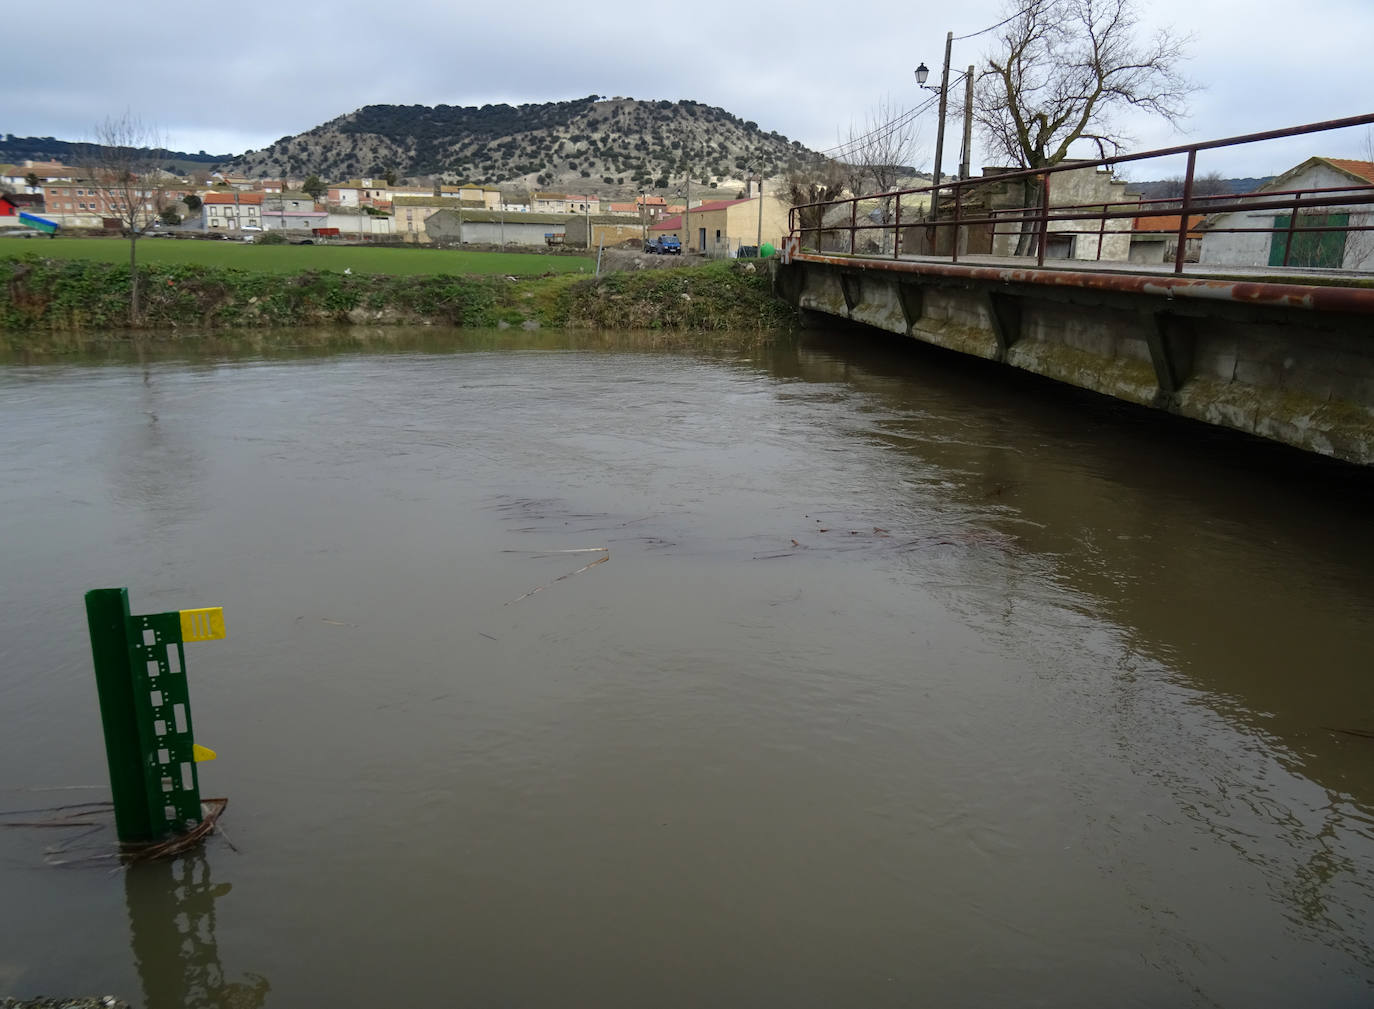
[1269,213,1349,268]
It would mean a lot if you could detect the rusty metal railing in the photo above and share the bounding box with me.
[788,113,1374,275]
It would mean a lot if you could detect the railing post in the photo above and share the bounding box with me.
[1282,192,1302,267]
[1037,175,1050,267]
[1173,149,1196,274]
[849,199,857,255]
[894,194,902,260]
[1096,201,1107,261]
[952,183,963,263]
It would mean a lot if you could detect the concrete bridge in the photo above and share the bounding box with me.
[774,115,1374,466]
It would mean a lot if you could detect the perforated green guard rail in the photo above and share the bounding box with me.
[85,588,225,844]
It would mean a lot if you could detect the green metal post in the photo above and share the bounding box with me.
[85,587,220,845]
[86,588,155,843]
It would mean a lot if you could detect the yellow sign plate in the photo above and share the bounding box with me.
[179,607,227,642]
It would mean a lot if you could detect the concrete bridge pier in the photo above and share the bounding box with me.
[775,255,1374,466]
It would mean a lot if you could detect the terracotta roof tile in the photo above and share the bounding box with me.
[1134,213,1204,235]
[1321,158,1374,184]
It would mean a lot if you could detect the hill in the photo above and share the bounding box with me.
[1129,176,1275,199]
[231,96,815,197]
[0,134,230,174]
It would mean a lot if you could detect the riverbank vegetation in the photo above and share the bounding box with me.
[0,253,792,351]
[3,237,595,276]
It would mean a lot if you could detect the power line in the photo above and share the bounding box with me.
[819,93,941,161]
[815,3,1045,166]
[953,0,1045,40]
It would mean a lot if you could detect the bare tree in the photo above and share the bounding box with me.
[780,156,852,251]
[1151,171,1231,209]
[83,113,170,324]
[843,96,922,252]
[976,0,1196,252]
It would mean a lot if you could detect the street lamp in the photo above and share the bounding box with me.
[916,33,976,227]
[917,33,953,224]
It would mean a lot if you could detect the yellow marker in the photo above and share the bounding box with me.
[179,607,227,643]
[193,744,217,762]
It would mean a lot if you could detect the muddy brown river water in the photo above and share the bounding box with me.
[2,328,1373,1007]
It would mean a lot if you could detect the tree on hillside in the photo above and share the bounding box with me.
[975,0,1196,251]
[302,174,326,200]
[82,113,170,325]
[1150,171,1231,205]
[183,192,202,212]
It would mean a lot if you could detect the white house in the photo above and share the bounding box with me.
[1198,157,1374,271]
[202,192,264,231]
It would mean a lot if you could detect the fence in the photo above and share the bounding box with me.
[789,113,1374,274]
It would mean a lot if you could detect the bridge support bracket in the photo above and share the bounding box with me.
[839,273,861,314]
[986,291,1022,363]
[1147,312,1196,405]
[897,283,925,332]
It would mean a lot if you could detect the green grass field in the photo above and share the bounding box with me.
[0,236,596,277]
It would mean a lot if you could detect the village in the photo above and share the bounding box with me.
[0,159,796,257]
[5,150,1374,270]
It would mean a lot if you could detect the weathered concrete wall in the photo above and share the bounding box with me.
[424,212,559,246]
[1200,163,1374,271]
[777,258,1374,465]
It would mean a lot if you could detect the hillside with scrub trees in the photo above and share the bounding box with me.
[230,96,816,198]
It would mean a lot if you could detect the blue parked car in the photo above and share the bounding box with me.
[644,236,682,255]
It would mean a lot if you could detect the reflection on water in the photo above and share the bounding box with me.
[126,855,267,1009]
[1,327,1373,1007]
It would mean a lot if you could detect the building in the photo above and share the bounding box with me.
[564,215,647,250]
[1129,213,1204,265]
[202,192,264,231]
[1198,157,1374,271]
[424,208,566,246]
[3,160,77,192]
[443,184,502,209]
[326,209,393,237]
[392,197,449,243]
[606,197,666,220]
[328,180,391,207]
[40,181,109,227]
[261,194,327,232]
[0,193,45,218]
[893,163,1136,261]
[649,195,790,255]
[533,192,567,213]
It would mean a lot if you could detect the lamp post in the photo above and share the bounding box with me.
[916,30,953,222]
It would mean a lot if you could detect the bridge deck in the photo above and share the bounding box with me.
[824,249,1374,284]
[788,249,1374,314]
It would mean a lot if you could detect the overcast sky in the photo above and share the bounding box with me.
[8,0,1372,180]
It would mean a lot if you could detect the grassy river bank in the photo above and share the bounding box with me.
[0,248,792,352]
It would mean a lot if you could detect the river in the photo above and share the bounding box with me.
[1,328,1372,1008]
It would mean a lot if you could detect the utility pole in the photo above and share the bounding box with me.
[684,168,691,254]
[959,65,975,181]
[755,174,764,254]
[931,30,953,221]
